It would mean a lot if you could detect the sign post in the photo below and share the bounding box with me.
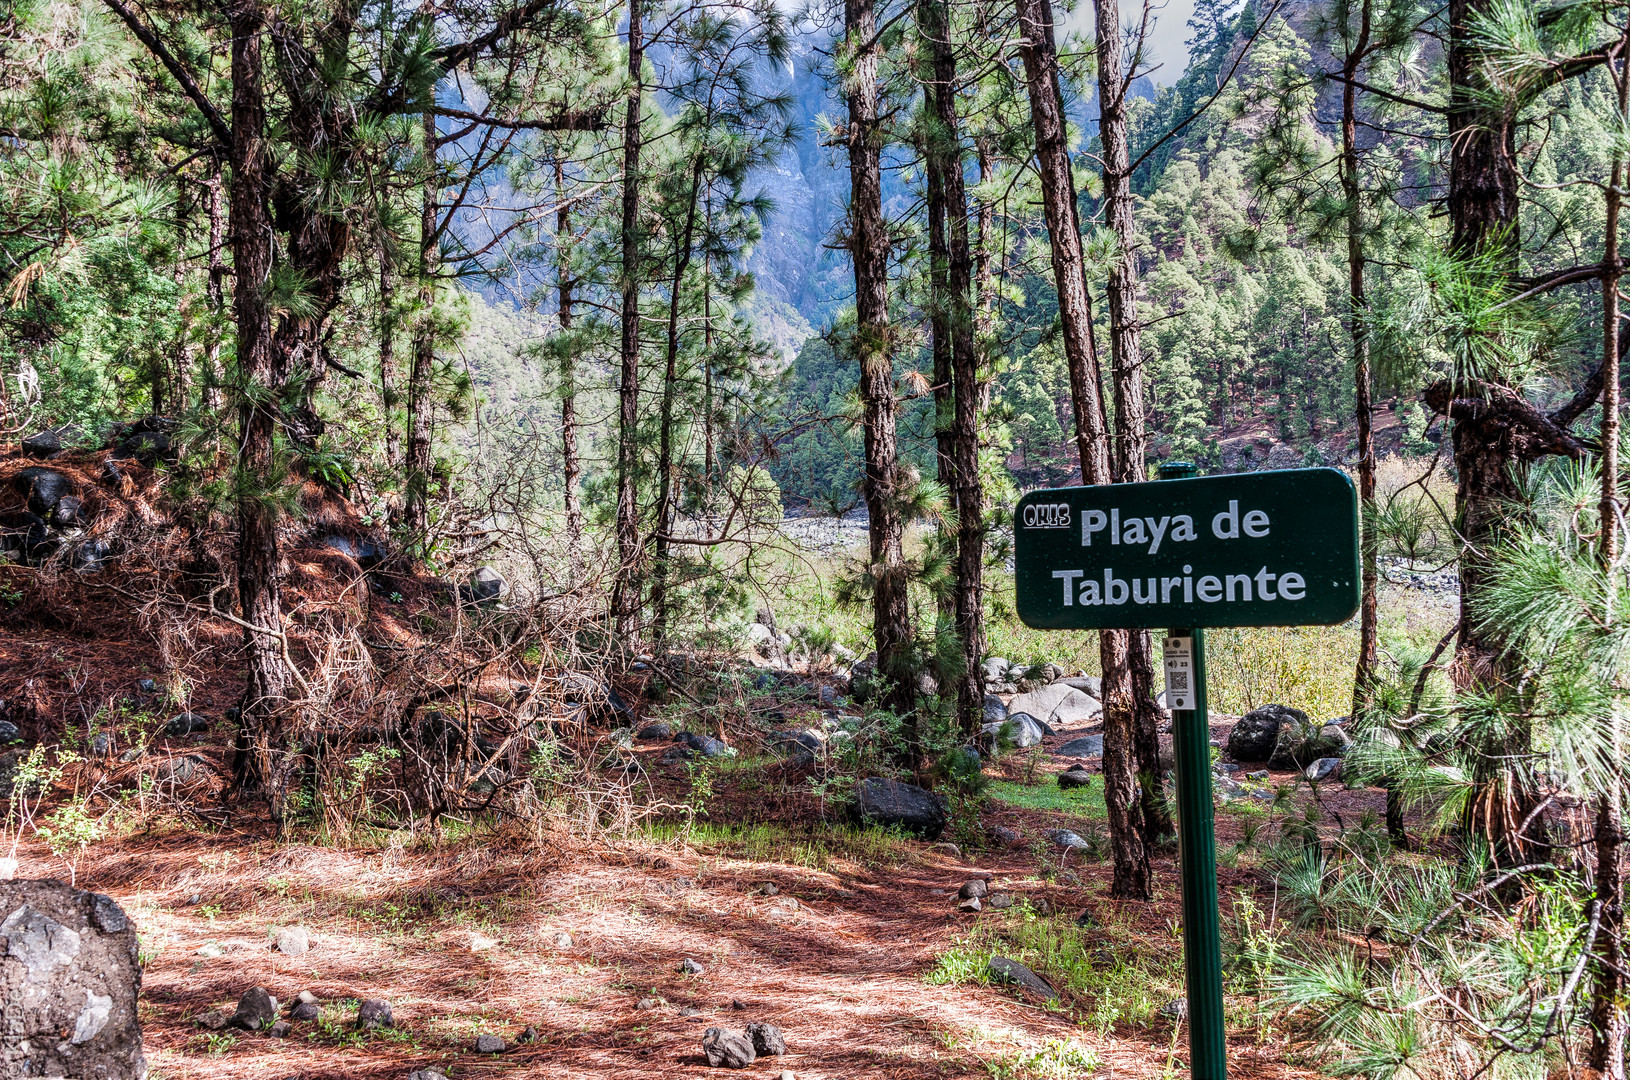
[1014,464,1359,1080]
[1155,461,1225,1079]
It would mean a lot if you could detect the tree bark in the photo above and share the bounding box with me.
[1015,0,1146,896]
[379,251,400,471]
[846,0,915,729]
[613,0,645,643]
[1093,0,1171,851]
[406,107,437,551]
[202,160,225,414]
[652,161,703,646]
[1012,0,1111,487]
[1590,52,1627,1074]
[226,0,291,795]
[1342,0,1379,719]
[920,0,986,735]
[557,158,583,577]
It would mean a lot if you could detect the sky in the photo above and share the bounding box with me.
[1060,0,1198,86]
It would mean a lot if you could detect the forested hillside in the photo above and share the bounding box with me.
[5,0,1630,1076]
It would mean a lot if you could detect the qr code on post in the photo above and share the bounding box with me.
[1169,670,1189,691]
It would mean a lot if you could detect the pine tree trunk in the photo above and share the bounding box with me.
[379,253,400,472]
[226,0,291,795]
[1093,0,1170,848]
[846,0,915,729]
[1590,74,1626,1074]
[1343,2,1379,716]
[1016,0,1146,895]
[613,0,645,642]
[974,139,996,418]
[1012,0,1111,487]
[1445,0,1544,867]
[652,162,702,647]
[406,108,437,551]
[557,159,583,577]
[172,180,192,411]
[203,162,225,413]
[920,0,985,736]
[923,78,956,529]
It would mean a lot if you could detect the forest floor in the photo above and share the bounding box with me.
[0,692,1369,1080]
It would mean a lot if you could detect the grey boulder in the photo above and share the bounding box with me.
[677,732,732,758]
[702,1027,757,1068]
[988,956,1057,1000]
[853,777,948,840]
[1009,683,1101,728]
[0,882,145,1079]
[1304,757,1344,784]
[980,713,1044,750]
[982,695,1007,724]
[475,1034,506,1053]
[1268,710,1316,770]
[273,926,310,956]
[1056,735,1104,758]
[958,879,988,900]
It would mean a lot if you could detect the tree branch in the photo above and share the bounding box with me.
[100,0,232,151]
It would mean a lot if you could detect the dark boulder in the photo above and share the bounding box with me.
[468,566,507,604]
[164,712,209,737]
[0,881,146,1077]
[1057,768,1093,790]
[769,729,823,765]
[636,722,672,740]
[230,987,279,1031]
[1227,704,1308,763]
[746,1023,786,1056]
[20,430,61,458]
[676,732,731,758]
[15,466,72,517]
[853,777,948,840]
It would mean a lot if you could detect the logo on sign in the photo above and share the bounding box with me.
[1023,503,1071,529]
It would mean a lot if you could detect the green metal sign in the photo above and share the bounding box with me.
[1014,467,1360,630]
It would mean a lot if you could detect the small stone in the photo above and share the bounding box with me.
[1245,770,1269,781]
[475,1033,506,1053]
[519,1026,538,1043]
[1161,997,1188,1020]
[730,999,747,1010]
[551,931,573,949]
[681,957,706,974]
[163,712,209,737]
[987,956,1057,1000]
[1304,757,1344,784]
[751,882,779,896]
[986,892,1014,910]
[1057,768,1093,790]
[957,896,982,913]
[408,1072,450,1080]
[196,1009,229,1030]
[932,841,961,857]
[230,986,279,1031]
[135,678,157,694]
[267,1020,292,1038]
[780,1073,796,1080]
[679,1007,702,1017]
[289,1002,319,1022]
[635,997,662,1010]
[196,942,225,958]
[356,998,392,1029]
[702,1026,757,1068]
[1075,909,1095,928]
[273,926,310,956]
[958,879,988,900]
[1048,829,1089,851]
[747,1022,787,1056]
[296,990,318,1005]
